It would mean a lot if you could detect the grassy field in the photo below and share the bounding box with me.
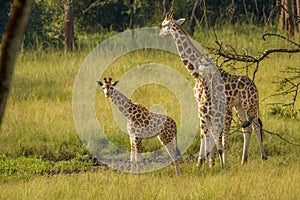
[0,25,299,199]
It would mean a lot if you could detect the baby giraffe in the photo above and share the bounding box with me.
[97,78,181,176]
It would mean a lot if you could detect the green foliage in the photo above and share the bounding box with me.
[209,0,276,25]
[0,154,93,183]
[24,0,64,50]
[0,0,11,36]
[269,105,300,119]
[74,0,128,32]
[0,0,279,49]
[0,0,275,49]
[0,155,50,181]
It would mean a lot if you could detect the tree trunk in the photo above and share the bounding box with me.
[296,0,300,42]
[202,0,208,27]
[280,0,296,38]
[286,0,295,38]
[281,0,286,30]
[0,0,33,124]
[64,0,75,51]
[189,0,199,35]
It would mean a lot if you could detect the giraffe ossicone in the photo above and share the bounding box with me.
[97,77,181,176]
[160,12,267,167]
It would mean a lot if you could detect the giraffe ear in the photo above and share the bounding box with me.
[97,81,103,87]
[175,18,185,25]
[112,81,119,87]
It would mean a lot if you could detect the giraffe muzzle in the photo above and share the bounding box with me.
[159,29,165,37]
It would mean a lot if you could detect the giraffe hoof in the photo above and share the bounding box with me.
[208,158,215,168]
[262,156,267,160]
[197,158,205,167]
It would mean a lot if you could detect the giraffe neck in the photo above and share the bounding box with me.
[110,89,138,119]
[170,25,214,79]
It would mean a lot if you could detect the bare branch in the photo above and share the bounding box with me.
[208,30,300,113]
[262,33,300,47]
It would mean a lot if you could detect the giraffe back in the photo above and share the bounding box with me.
[222,71,259,109]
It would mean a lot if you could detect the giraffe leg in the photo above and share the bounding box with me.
[165,142,181,176]
[236,105,252,164]
[130,137,136,173]
[253,118,267,160]
[197,129,206,167]
[197,130,215,168]
[130,136,142,173]
[208,146,215,168]
[220,108,233,166]
[205,130,215,167]
[158,135,181,176]
[211,127,225,169]
[205,128,216,168]
[241,128,251,164]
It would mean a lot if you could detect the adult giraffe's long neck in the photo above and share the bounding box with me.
[110,89,135,119]
[170,24,213,79]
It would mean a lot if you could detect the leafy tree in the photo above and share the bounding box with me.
[0,0,12,37]
[74,0,128,33]
[24,0,64,49]
[1,0,285,49]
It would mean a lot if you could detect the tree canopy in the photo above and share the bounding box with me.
[0,0,295,49]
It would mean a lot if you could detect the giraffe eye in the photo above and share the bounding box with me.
[162,21,169,28]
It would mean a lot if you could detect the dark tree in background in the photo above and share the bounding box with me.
[64,0,75,51]
[0,0,34,124]
[279,0,300,40]
[1,0,300,50]
[0,0,12,37]
[163,0,170,16]
[189,0,199,35]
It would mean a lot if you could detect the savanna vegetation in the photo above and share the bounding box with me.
[0,0,300,199]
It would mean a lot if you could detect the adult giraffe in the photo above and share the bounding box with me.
[159,12,267,167]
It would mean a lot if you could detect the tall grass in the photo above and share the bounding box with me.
[0,161,299,199]
[0,24,299,199]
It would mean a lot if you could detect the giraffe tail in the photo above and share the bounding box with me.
[241,117,253,128]
[258,117,263,143]
[242,116,264,143]
[175,134,182,160]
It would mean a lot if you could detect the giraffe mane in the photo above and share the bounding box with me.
[165,13,189,36]
[172,21,203,56]
[135,102,148,110]
[173,19,188,36]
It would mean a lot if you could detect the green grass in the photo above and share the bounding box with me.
[0,24,299,199]
[0,161,299,199]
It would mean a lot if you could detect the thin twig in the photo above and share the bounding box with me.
[229,119,300,147]
[153,184,163,200]
[262,128,300,146]
[262,33,300,47]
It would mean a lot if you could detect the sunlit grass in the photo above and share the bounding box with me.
[0,161,299,199]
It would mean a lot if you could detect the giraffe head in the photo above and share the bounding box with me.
[159,11,185,37]
[97,77,119,98]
